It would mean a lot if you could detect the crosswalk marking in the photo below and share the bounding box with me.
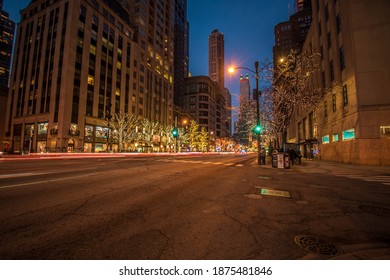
[335,173,390,186]
[156,159,244,167]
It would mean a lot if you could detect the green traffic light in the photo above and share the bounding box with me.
[172,127,179,138]
[253,124,262,134]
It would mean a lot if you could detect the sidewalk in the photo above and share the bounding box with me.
[259,156,390,260]
[294,158,390,175]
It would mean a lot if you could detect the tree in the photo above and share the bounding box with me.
[105,112,139,152]
[262,49,322,150]
[138,118,160,151]
[187,120,200,151]
[160,123,175,152]
[177,127,189,152]
[198,127,209,152]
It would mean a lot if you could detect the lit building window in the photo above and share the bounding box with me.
[380,126,390,138]
[90,45,96,55]
[342,128,355,141]
[87,75,95,85]
[322,135,330,144]
[332,133,339,142]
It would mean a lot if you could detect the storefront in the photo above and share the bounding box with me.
[84,124,118,152]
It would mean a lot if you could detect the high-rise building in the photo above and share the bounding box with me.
[0,0,15,152]
[0,0,15,87]
[208,29,224,91]
[183,75,226,143]
[5,0,174,153]
[287,0,390,165]
[208,29,231,138]
[239,74,250,104]
[236,74,251,147]
[126,0,175,124]
[173,0,189,109]
[273,0,312,66]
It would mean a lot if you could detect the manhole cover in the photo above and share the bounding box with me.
[294,235,343,256]
[359,205,390,217]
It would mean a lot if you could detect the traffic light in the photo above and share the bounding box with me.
[172,127,179,138]
[252,124,262,135]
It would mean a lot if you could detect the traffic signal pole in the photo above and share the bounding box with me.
[255,61,261,165]
[174,116,177,156]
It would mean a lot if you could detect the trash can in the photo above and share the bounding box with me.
[284,153,290,169]
[277,153,284,169]
[272,152,278,168]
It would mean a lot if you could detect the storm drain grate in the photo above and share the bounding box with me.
[294,235,343,256]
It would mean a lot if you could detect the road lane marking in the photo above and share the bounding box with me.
[0,173,101,189]
[0,172,45,179]
[236,164,244,167]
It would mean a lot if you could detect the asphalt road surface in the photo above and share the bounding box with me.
[0,153,389,259]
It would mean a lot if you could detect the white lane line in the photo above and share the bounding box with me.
[224,163,234,166]
[363,178,390,182]
[236,164,244,167]
[0,173,100,189]
[0,172,45,179]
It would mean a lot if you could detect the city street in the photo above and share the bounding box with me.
[0,153,389,259]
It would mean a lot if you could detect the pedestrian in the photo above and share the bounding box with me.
[297,150,302,165]
[260,148,266,165]
[288,148,297,166]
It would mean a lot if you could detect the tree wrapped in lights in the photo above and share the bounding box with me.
[105,112,140,152]
[262,49,322,150]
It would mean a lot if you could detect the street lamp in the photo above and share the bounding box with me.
[229,61,268,165]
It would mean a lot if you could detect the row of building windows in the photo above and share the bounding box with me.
[322,128,355,144]
[323,84,348,117]
[322,126,390,143]
[318,0,345,88]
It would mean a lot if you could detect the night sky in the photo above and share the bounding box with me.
[3,0,293,104]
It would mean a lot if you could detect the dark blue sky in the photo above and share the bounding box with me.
[4,0,293,104]
[188,0,292,102]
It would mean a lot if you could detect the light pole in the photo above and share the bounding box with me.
[229,61,262,165]
[105,101,112,152]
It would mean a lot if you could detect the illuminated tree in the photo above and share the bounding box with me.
[198,127,209,152]
[105,112,139,152]
[187,120,200,151]
[262,49,322,150]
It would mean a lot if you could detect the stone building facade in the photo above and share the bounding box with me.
[287,0,390,165]
[183,76,226,142]
[5,0,175,153]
